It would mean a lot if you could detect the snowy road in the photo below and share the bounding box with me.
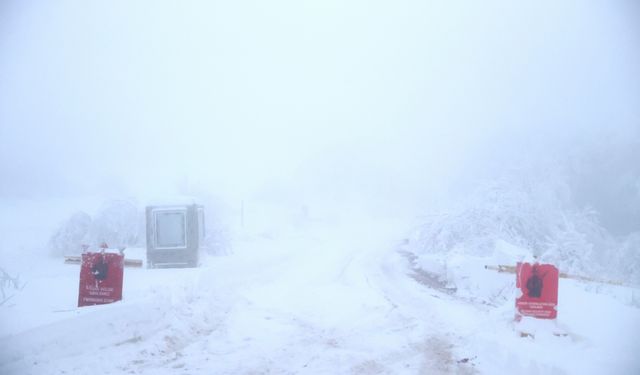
[193,221,478,374]
[1,215,639,374]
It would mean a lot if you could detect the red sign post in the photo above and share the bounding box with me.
[78,252,124,307]
[516,262,559,319]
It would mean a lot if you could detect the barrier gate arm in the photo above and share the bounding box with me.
[484,264,626,287]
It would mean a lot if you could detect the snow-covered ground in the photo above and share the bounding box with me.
[2,0,639,373]
[1,201,639,375]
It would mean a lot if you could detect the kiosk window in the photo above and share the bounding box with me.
[155,211,186,248]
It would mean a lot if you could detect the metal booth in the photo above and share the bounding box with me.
[145,203,204,268]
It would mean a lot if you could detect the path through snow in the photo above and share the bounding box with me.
[1,213,639,374]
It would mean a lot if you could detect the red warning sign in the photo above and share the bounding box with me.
[516,262,559,319]
[78,252,124,307]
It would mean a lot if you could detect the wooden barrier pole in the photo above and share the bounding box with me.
[64,255,143,268]
[484,264,626,287]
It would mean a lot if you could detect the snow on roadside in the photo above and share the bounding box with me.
[405,238,640,374]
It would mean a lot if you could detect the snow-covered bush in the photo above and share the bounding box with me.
[540,207,611,278]
[201,226,232,256]
[49,200,143,255]
[410,173,574,257]
[613,233,640,286]
[0,267,24,306]
[194,196,233,256]
[49,211,92,256]
[408,164,640,291]
[89,200,144,248]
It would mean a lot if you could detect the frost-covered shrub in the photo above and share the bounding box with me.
[49,211,92,256]
[410,175,571,257]
[89,200,143,248]
[49,200,144,255]
[614,233,640,286]
[408,172,638,284]
[201,226,232,255]
[539,208,611,277]
[196,197,233,255]
[0,267,24,306]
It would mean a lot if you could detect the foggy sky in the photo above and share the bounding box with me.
[1,0,639,207]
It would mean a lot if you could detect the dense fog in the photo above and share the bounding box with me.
[1,0,638,248]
